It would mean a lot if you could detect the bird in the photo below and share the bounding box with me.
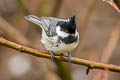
[24,15,79,63]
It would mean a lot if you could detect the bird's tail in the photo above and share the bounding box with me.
[24,15,42,26]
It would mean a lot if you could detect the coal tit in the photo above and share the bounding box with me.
[24,15,79,63]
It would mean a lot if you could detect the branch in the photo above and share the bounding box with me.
[103,0,120,13]
[0,37,120,73]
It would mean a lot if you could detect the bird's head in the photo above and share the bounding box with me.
[57,16,77,35]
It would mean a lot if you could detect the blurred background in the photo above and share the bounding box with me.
[0,0,120,80]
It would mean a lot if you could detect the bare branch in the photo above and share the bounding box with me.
[0,37,120,73]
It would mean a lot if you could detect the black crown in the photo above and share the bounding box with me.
[68,16,76,33]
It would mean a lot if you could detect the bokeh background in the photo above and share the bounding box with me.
[0,0,120,80]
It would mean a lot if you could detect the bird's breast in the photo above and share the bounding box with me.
[41,30,79,54]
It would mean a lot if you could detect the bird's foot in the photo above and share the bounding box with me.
[50,51,54,61]
[68,52,71,64]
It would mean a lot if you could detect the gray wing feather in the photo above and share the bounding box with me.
[24,15,50,32]
[24,15,68,37]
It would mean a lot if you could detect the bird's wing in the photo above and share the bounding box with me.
[24,15,67,37]
[24,15,50,32]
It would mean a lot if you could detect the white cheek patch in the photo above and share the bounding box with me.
[75,30,78,37]
[69,30,78,37]
[56,26,69,38]
[66,19,70,22]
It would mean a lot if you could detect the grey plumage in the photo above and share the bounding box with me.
[24,15,68,37]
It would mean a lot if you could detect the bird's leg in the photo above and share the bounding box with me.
[68,51,71,63]
[50,51,54,61]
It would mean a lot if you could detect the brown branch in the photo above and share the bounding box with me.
[103,0,120,13]
[0,37,120,73]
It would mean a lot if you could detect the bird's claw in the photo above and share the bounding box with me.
[50,51,54,61]
[68,52,71,63]
[50,51,71,63]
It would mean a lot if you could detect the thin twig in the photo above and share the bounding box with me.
[0,37,120,73]
[103,0,120,13]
